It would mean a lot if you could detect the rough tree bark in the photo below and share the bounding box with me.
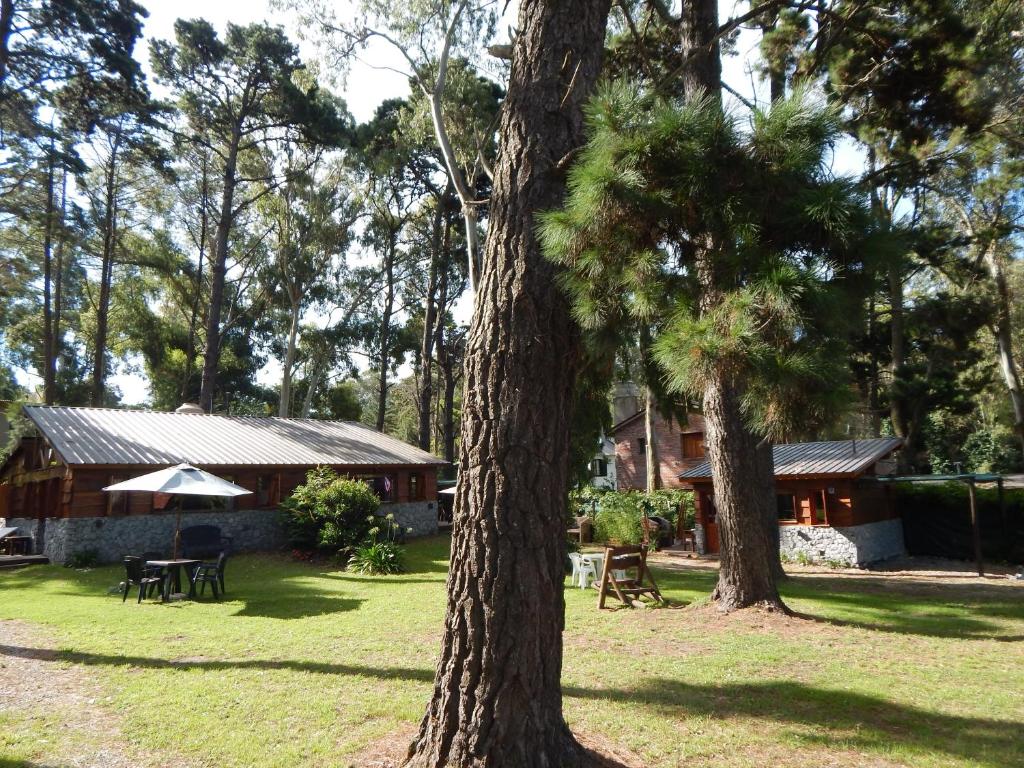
[41,141,56,405]
[182,155,210,402]
[417,194,446,449]
[91,126,122,406]
[682,0,785,611]
[375,236,396,432]
[52,167,66,402]
[644,389,660,491]
[279,287,301,417]
[404,0,612,765]
[199,127,241,413]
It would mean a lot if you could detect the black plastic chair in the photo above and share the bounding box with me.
[191,552,227,598]
[122,556,165,603]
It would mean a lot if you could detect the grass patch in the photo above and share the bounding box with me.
[2,536,1023,767]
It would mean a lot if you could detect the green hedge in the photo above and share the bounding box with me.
[570,487,694,545]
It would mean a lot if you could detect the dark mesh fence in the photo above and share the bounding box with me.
[894,482,1024,564]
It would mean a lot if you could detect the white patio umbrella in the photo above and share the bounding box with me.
[104,464,251,558]
[439,487,457,495]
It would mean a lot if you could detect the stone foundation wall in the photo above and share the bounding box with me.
[383,500,438,538]
[3,500,440,565]
[779,518,905,566]
[2,509,284,564]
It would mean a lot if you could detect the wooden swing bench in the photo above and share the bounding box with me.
[595,544,665,609]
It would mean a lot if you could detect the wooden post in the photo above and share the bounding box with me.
[967,480,984,577]
[997,477,1009,559]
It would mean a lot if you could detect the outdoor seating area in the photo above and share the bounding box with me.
[118,527,230,604]
[2,536,1022,768]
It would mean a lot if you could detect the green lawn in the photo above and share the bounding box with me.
[2,536,1023,768]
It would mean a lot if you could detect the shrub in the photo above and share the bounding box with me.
[64,549,99,569]
[347,515,406,574]
[281,467,381,556]
[348,541,404,574]
[593,491,647,544]
[586,488,694,545]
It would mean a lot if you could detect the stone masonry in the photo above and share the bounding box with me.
[3,500,439,564]
[382,500,438,539]
[691,518,904,567]
[778,518,905,566]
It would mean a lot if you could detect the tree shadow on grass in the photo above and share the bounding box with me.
[0,643,435,682]
[564,677,1024,768]
[229,592,366,619]
[4,643,1019,767]
[782,574,1024,640]
[650,564,1024,641]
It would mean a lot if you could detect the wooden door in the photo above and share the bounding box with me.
[704,518,720,553]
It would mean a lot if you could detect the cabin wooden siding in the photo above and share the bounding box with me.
[2,456,438,521]
[690,475,896,537]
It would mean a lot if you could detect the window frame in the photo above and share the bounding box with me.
[776,492,798,523]
[811,489,829,525]
[680,433,705,459]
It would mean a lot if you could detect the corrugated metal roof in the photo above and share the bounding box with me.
[23,406,446,467]
[678,437,902,481]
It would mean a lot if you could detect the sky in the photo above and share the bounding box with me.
[69,1,864,405]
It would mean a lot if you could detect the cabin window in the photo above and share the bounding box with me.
[681,433,705,459]
[107,475,128,516]
[590,458,608,478]
[253,475,274,512]
[636,437,647,454]
[357,475,396,502]
[409,473,425,501]
[776,493,797,522]
[812,490,828,525]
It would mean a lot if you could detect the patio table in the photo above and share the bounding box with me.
[146,559,200,601]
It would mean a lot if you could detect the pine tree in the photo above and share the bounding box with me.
[541,85,870,612]
[405,0,613,764]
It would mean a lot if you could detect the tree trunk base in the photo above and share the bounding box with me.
[710,585,790,615]
[404,722,586,768]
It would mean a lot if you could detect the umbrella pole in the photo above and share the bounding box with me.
[173,495,183,560]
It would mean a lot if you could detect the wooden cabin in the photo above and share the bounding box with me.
[680,437,904,566]
[0,405,445,563]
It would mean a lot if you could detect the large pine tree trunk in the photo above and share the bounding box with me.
[417,199,444,449]
[92,135,121,406]
[182,156,210,402]
[42,144,56,405]
[405,1,611,765]
[199,130,240,413]
[279,292,300,418]
[683,0,785,611]
[376,241,396,432]
[703,368,785,610]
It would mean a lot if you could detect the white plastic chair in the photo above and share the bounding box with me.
[577,554,601,589]
[568,552,583,588]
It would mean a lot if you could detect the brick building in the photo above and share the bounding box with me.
[611,408,707,491]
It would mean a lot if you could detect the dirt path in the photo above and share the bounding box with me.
[0,620,194,768]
